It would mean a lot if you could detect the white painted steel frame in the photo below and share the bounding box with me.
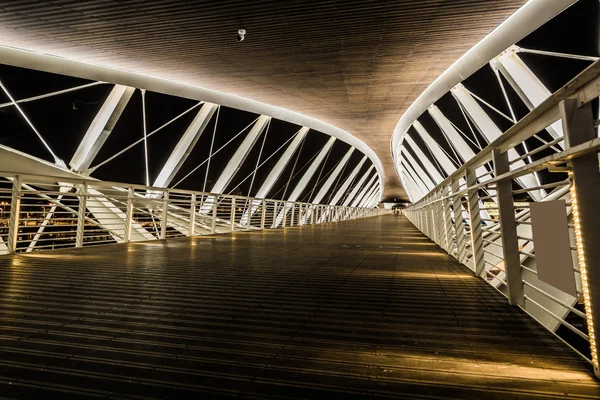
[153,102,219,188]
[403,58,600,376]
[0,46,384,201]
[392,0,577,201]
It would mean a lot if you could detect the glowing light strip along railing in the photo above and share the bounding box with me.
[403,59,600,376]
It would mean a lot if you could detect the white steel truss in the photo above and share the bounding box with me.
[153,102,219,188]
[211,115,272,194]
[70,85,135,173]
[330,155,367,206]
[451,84,542,200]
[342,164,374,206]
[351,173,378,208]
[273,136,336,227]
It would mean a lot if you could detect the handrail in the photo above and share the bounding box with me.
[402,55,600,374]
[0,169,374,209]
[0,170,388,257]
[408,59,600,208]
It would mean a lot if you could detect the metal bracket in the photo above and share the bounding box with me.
[548,161,571,173]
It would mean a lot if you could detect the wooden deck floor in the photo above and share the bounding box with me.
[0,215,598,399]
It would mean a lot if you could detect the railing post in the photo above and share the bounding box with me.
[261,200,266,229]
[433,191,445,248]
[492,149,524,307]
[160,191,169,240]
[424,197,431,239]
[420,206,425,234]
[560,98,600,376]
[282,202,287,228]
[211,197,217,234]
[466,168,485,278]
[189,193,197,237]
[311,204,316,225]
[76,182,88,248]
[245,198,252,231]
[451,179,467,264]
[429,196,437,244]
[230,197,236,232]
[436,190,446,247]
[7,175,22,254]
[441,185,453,254]
[124,186,133,242]
[290,203,295,226]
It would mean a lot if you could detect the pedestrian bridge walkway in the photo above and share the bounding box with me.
[0,215,598,399]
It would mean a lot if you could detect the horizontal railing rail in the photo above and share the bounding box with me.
[0,170,388,256]
[403,59,600,377]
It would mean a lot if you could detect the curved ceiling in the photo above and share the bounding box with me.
[0,0,528,201]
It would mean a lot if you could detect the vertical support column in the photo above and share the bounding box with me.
[273,201,279,227]
[493,149,524,307]
[431,195,439,245]
[433,191,444,247]
[7,175,22,254]
[451,179,467,263]
[76,182,88,248]
[427,197,433,239]
[430,195,438,244]
[421,202,427,236]
[124,187,134,242]
[437,191,446,248]
[260,200,266,229]
[290,203,295,226]
[230,197,236,232]
[429,199,435,240]
[245,199,252,231]
[560,99,600,376]
[160,191,169,240]
[211,199,217,234]
[466,168,485,277]
[441,185,453,253]
[282,202,287,228]
[189,193,197,237]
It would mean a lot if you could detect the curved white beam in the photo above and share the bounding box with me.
[0,45,384,195]
[391,0,577,160]
[342,164,374,207]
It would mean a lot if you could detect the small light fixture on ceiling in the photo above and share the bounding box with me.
[236,29,246,42]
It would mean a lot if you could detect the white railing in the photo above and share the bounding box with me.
[0,171,387,255]
[403,60,600,376]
